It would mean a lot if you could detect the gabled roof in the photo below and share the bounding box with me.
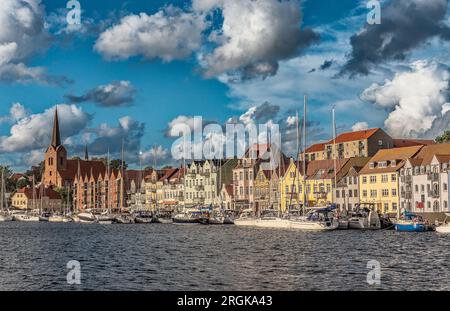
[360,145,423,174]
[306,159,349,180]
[413,143,450,165]
[333,128,381,144]
[16,186,61,200]
[335,157,371,182]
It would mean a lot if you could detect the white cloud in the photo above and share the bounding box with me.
[140,145,169,165]
[351,121,369,132]
[0,0,52,83]
[361,60,450,137]
[195,0,318,79]
[0,102,28,124]
[95,6,206,62]
[0,104,91,153]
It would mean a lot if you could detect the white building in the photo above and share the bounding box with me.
[400,144,450,213]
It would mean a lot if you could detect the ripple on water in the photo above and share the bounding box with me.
[0,222,449,290]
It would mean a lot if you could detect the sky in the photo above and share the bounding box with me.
[1,0,450,171]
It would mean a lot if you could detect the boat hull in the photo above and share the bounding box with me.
[395,223,427,232]
[135,217,153,224]
[153,217,173,224]
[0,215,13,222]
[436,225,450,233]
[234,219,257,227]
[13,214,40,222]
[287,219,339,231]
[338,220,349,230]
[173,218,199,224]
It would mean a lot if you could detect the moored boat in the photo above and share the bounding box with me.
[286,205,339,231]
[234,209,257,227]
[435,213,450,233]
[77,212,98,223]
[173,209,201,224]
[114,213,135,224]
[13,213,40,222]
[0,213,13,222]
[134,211,153,224]
[394,211,429,232]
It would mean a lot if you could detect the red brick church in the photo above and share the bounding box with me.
[43,107,125,211]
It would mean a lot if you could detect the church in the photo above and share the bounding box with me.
[43,107,125,211]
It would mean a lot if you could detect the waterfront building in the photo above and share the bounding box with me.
[214,158,239,207]
[184,160,219,207]
[218,185,234,210]
[125,170,149,211]
[359,145,423,215]
[334,157,370,211]
[11,186,61,211]
[304,128,393,161]
[399,143,450,214]
[161,168,185,208]
[254,168,271,213]
[279,157,305,213]
[305,159,348,206]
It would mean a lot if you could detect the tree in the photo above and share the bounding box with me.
[0,165,15,193]
[25,161,45,183]
[435,130,450,144]
[110,159,128,171]
[16,177,30,189]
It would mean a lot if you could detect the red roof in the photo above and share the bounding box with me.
[393,139,434,148]
[17,186,61,200]
[305,142,327,153]
[334,128,380,144]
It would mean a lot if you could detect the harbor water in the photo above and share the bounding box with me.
[0,222,449,291]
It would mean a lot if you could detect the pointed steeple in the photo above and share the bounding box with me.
[51,106,61,147]
[84,144,89,161]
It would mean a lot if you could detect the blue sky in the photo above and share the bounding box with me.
[1,0,450,171]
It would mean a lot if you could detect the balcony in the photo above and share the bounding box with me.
[427,173,439,182]
[428,191,440,198]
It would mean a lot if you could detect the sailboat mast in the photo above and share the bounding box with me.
[332,107,337,203]
[302,95,307,211]
[0,168,4,212]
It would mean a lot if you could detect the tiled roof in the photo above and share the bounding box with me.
[335,157,371,182]
[413,143,450,165]
[306,159,349,180]
[434,154,450,163]
[334,128,380,144]
[17,186,61,200]
[305,142,327,153]
[393,138,434,148]
[360,145,423,174]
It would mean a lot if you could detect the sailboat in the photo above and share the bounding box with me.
[0,168,13,222]
[436,213,450,233]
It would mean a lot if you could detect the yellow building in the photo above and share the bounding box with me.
[11,186,62,211]
[359,146,423,215]
[304,159,348,206]
[279,158,306,212]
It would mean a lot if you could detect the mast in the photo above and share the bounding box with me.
[332,106,338,205]
[120,139,125,213]
[107,148,110,214]
[302,95,307,213]
[0,168,4,212]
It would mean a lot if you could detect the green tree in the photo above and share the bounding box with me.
[435,130,450,144]
[16,177,30,189]
[110,159,128,171]
[25,161,44,183]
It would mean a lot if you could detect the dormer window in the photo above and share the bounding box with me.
[369,162,375,169]
[391,160,396,167]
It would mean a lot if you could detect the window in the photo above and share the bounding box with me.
[370,190,377,197]
[336,191,340,198]
[378,140,383,146]
[381,174,388,183]
[384,203,389,211]
[354,189,358,197]
[391,174,397,182]
[362,176,367,184]
[370,176,377,183]
[421,185,425,192]
[382,189,389,197]
[392,188,397,196]
[392,203,397,211]
[348,191,352,198]
[415,185,419,193]
[444,183,448,191]
[444,201,448,209]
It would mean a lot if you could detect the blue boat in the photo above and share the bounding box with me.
[394,211,428,232]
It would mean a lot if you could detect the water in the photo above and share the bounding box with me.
[0,222,449,291]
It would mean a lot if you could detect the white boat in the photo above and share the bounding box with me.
[49,215,72,223]
[77,212,98,223]
[114,213,135,224]
[173,209,201,224]
[254,209,288,228]
[286,206,339,231]
[234,209,258,227]
[338,219,349,229]
[436,213,450,233]
[0,213,13,222]
[348,205,381,230]
[13,213,40,222]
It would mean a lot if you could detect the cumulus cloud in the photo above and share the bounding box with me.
[95,5,206,62]
[341,0,450,76]
[65,81,136,107]
[0,104,91,153]
[196,0,318,79]
[351,121,369,132]
[0,102,29,123]
[361,60,450,137]
[0,0,61,84]
[139,145,170,165]
[235,102,280,125]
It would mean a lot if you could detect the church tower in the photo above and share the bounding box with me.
[43,107,68,187]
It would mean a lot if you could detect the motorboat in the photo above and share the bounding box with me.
[13,213,40,222]
[435,213,450,233]
[0,212,13,222]
[173,209,201,224]
[39,212,51,222]
[286,205,339,231]
[223,210,235,224]
[153,211,173,224]
[254,209,288,228]
[134,211,153,224]
[234,208,258,227]
[114,213,135,224]
[394,211,429,232]
[77,212,98,223]
[347,204,381,230]
[338,218,349,230]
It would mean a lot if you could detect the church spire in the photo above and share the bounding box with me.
[84,144,89,161]
[51,106,61,147]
